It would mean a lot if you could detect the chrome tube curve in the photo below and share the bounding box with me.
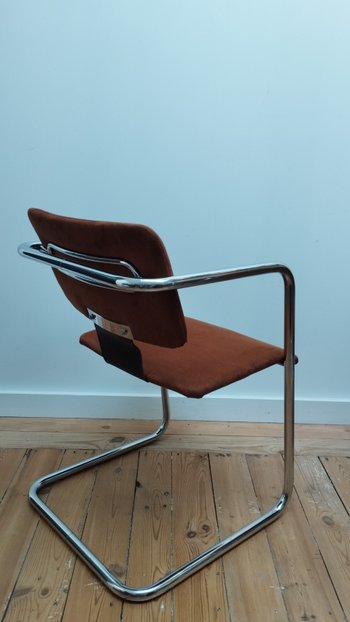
[46,243,141,277]
[18,242,292,294]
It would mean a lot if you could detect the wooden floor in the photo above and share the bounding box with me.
[1,417,350,621]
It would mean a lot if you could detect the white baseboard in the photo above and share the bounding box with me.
[0,392,349,424]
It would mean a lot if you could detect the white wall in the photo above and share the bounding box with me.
[1,1,350,422]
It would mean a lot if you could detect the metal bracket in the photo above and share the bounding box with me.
[88,309,134,340]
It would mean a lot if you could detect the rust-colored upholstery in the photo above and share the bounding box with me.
[28,208,187,348]
[80,317,284,398]
[28,208,286,399]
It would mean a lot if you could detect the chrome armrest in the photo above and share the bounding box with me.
[19,240,295,363]
[18,241,293,294]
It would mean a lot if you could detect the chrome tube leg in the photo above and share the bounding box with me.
[29,388,169,492]
[28,375,294,602]
[28,267,295,603]
[28,389,170,575]
[282,268,295,504]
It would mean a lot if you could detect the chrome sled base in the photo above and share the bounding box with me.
[29,385,294,603]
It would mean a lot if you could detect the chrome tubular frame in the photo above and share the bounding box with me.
[19,241,295,603]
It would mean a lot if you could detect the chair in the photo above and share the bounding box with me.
[18,207,295,602]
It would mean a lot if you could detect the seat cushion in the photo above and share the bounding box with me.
[80,317,285,398]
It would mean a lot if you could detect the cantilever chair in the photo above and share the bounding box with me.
[19,207,295,603]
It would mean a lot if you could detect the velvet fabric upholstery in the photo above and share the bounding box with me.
[28,208,187,348]
[28,208,286,399]
[80,317,285,399]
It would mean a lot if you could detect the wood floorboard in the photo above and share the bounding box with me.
[62,452,138,622]
[294,456,350,621]
[171,452,229,621]
[211,453,288,621]
[0,418,349,621]
[122,450,173,622]
[248,454,347,622]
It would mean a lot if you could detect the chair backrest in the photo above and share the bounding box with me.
[28,208,187,348]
